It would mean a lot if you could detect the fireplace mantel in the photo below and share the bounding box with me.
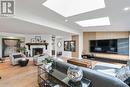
[26,43,49,50]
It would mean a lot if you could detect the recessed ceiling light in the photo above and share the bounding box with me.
[75,17,110,27]
[65,19,68,22]
[124,7,130,11]
[42,0,105,17]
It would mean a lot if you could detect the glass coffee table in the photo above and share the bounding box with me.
[38,66,91,87]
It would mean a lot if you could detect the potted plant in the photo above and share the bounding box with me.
[17,46,27,54]
[42,58,53,72]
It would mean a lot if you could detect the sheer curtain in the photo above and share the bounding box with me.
[3,39,19,57]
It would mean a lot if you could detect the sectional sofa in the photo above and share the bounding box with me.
[53,59,129,87]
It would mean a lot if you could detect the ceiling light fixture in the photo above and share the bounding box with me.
[65,19,68,22]
[75,17,110,27]
[42,0,105,17]
[124,7,130,11]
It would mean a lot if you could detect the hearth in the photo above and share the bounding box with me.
[32,48,43,56]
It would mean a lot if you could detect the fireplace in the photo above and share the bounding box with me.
[32,48,43,56]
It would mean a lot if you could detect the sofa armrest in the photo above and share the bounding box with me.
[124,77,130,86]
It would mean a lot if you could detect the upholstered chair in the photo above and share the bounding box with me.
[9,53,27,65]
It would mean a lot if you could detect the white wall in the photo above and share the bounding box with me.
[56,38,63,52]
[0,32,26,37]
[0,36,2,58]
[55,35,72,58]
[129,34,130,59]
[0,32,25,57]
[0,32,75,58]
[79,32,83,59]
[25,35,73,57]
[25,35,52,56]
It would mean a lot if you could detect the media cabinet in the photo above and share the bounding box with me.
[82,54,127,64]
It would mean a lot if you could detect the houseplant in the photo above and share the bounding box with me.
[42,58,53,72]
[17,46,27,54]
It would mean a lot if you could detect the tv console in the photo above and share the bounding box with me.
[82,54,127,64]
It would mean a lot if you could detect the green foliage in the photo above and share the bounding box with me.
[17,47,26,53]
[42,58,53,64]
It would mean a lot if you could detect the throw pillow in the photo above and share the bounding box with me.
[116,66,130,81]
[13,54,23,59]
[127,60,130,70]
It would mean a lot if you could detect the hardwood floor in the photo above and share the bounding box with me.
[0,57,124,87]
[0,58,38,87]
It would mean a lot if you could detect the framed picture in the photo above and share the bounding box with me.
[35,36,41,42]
[70,41,76,52]
[64,41,70,51]
[31,38,36,43]
[64,41,76,52]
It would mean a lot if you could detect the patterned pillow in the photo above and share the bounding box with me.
[116,66,130,81]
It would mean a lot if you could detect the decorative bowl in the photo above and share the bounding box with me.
[67,66,83,82]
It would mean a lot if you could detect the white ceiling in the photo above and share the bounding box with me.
[0,18,71,36]
[0,0,130,36]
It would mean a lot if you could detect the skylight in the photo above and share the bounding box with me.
[75,17,110,27]
[43,0,105,17]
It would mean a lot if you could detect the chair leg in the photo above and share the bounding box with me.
[0,77,1,79]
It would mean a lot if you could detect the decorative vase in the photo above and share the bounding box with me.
[67,66,83,82]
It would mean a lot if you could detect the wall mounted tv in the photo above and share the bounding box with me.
[90,38,129,55]
[90,39,118,54]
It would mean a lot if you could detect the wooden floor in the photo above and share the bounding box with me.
[0,57,124,87]
[0,58,38,87]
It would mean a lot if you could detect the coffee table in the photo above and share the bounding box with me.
[67,59,92,68]
[18,59,29,67]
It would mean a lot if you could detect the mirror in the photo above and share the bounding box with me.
[57,42,62,48]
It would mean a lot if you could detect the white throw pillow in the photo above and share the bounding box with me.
[116,66,130,81]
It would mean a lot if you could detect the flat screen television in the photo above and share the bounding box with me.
[90,39,117,54]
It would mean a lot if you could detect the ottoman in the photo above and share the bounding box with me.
[18,59,29,67]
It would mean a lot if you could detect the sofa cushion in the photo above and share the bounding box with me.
[116,66,130,81]
[13,54,23,59]
[53,59,129,87]
[81,67,129,87]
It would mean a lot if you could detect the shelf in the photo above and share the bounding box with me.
[26,43,49,50]
[26,43,48,45]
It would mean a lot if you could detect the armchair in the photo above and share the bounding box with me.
[33,54,49,65]
[9,53,27,65]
